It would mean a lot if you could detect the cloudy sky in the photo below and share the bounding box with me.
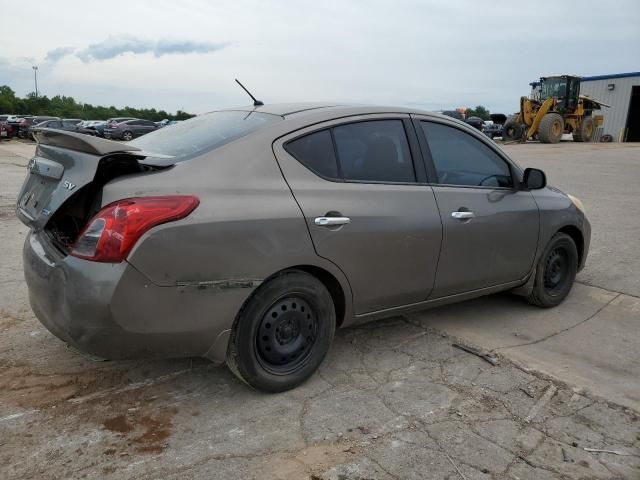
[1,0,638,115]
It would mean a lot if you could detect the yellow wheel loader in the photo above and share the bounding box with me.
[503,75,609,143]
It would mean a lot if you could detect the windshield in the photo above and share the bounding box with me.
[540,78,567,100]
[130,110,283,161]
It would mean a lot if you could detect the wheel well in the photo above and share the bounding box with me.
[558,225,584,264]
[291,265,346,328]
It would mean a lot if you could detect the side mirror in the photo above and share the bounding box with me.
[523,168,547,190]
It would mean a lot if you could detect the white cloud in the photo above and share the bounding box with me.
[76,35,228,63]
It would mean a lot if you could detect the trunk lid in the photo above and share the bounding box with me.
[16,128,145,232]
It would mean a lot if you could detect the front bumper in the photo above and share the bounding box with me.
[23,231,252,361]
[578,215,591,272]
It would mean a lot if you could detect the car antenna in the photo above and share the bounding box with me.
[235,79,264,107]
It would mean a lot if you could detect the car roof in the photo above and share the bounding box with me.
[213,103,440,119]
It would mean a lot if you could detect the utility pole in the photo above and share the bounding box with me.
[32,66,38,98]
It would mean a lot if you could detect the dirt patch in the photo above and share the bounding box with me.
[262,442,356,479]
[103,415,133,434]
[0,205,16,220]
[0,363,129,409]
[0,312,20,330]
[103,406,178,454]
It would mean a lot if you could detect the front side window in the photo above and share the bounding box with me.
[333,120,415,183]
[421,121,513,188]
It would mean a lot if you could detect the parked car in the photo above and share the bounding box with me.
[76,120,106,136]
[8,116,32,138]
[104,118,159,140]
[17,104,590,392]
[0,117,13,139]
[21,116,60,139]
[28,119,83,140]
[465,116,484,131]
[482,122,502,139]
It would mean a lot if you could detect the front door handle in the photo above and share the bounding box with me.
[451,211,475,220]
[314,216,351,226]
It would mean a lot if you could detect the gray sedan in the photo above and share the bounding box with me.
[17,104,590,392]
[104,118,158,140]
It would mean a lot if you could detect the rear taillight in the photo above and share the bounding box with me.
[71,196,199,263]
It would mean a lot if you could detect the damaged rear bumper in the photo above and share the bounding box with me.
[23,231,256,362]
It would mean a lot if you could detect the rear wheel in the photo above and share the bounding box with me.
[226,270,336,392]
[122,131,133,141]
[572,116,595,142]
[502,118,524,141]
[527,233,578,307]
[538,113,564,143]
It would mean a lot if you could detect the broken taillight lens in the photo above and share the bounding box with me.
[71,196,199,263]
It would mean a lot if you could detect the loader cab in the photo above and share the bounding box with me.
[539,75,581,113]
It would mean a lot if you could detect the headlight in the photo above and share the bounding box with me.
[567,194,585,213]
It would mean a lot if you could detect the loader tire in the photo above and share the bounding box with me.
[538,113,564,144]
[572,116,595,142]
[502,118,524,141]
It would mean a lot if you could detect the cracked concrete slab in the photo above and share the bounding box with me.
[2,141,640,479]
[410,283,640,411]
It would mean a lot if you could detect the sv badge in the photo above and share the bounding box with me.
[63,180,76,191]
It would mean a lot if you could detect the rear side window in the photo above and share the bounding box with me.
[421,121,513,188]
[334,120,415,183]
[286,120,416,184]
[285,130,338,178]
[130,111,282,161]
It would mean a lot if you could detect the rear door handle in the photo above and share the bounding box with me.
[314,216,351,226]
[451,211,475,220]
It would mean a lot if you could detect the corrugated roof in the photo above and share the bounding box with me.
[581,72,640,82]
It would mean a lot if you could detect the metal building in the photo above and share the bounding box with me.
[530,72,640,142]
[579,72,640,142]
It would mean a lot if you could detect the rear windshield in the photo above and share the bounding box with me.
[129,110,282,161]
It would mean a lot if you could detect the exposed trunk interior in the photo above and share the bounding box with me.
[45,154,167,252]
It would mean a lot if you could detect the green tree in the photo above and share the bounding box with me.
[0,86,18,113]
[464,105,490,120]
[0,84,195,121]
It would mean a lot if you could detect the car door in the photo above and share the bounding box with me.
[273,115,443,315]
[139,120,156,135]
[414,117,539,298]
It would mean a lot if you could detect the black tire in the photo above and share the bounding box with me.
[572,116,595,142]
[226,270,336,392]
[527,233,578,308]
[538,113,564,144]
[122,131,133,141]
[502,118,524,141]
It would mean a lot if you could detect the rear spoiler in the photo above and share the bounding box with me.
[32,128,142,156]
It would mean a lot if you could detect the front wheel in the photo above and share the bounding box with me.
[226,270,336,392]
[538,113,564,143]
[527,233,578,307]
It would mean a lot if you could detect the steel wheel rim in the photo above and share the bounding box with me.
[544,248,569,294]
[255,296,318,375]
